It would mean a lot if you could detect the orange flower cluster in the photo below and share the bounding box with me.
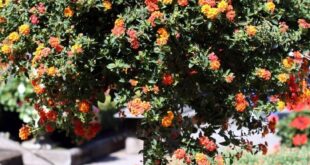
[235,93,248,112]
[111,18,125,37]
[145,0,159,12]
[49,36,64,52]
[148,11,164,27]
[32,80,45,95]
[78,100,91,113]
[246,25,257,37]
[142,85,160,94]
[161,111,174,127]
[156,28,169,45]
[64,7,74,17]
[255,68,271,80]
[173,148,191,164]
[208,52,221,70]
[224,73,235,83]
[127,98,151,116]
[199,136,217,152]
[19,125,31,140]
[178,0,188,7]
[129,79,139,86]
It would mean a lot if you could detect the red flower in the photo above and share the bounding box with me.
[45,123,55,133]
[162,73,174,86]
[268,114,278,133]
[292,134,308,146]
[199,136,217,152]
[46,110,57,121]
[259,144,268,155]
[290,116,310,131]
[49,37,61,48]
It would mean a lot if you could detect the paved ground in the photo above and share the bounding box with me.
[86,133,280,165]
[86,150,143,165]
[0,124,281,165]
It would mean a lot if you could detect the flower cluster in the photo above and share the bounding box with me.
[199,136,217,152]
[161,111,174,127]
[234,93,249,112]
[200,0,235,22]
[127,98,151,116]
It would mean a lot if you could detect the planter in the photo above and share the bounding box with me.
[0,149,23,165]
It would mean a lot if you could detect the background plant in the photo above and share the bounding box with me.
[277,110,310,147]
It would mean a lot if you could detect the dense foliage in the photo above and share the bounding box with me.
[0,0,309,164]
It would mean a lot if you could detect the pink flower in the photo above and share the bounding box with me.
[127,29,140,49]
[40,47,51,57]
[208,52,218,61]
[279,22,289,33]
[30,15,39,25]
[37,3,46,14]
[173,148,186,159]
[298,19,310,29]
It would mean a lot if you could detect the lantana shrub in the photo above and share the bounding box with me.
[0,0,309,164]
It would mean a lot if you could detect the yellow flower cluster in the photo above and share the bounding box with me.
[201,0,228,20]
[277,100,285,111]
[103,0,112,11]
[246,25,257,37]
[1,24,30,55]
[265,2,275,13]
[277,73,289,83]
[161,0,173,5]
[0,0,10,8]
[282,57,294,69]
[18,24,30,35]
[1,44,11,55]
[156,28,169,46]
[47,66,58,77]
[71,44,83,54]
